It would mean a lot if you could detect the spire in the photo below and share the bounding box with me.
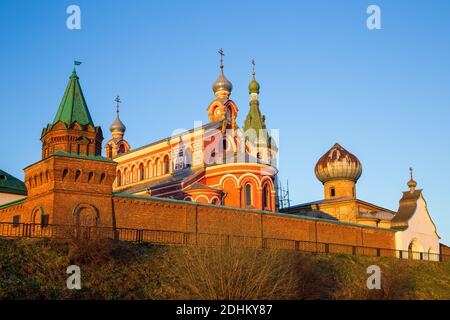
[110,95,126,136]
[244,59,266,135]
[52,69,94,126]
[212,48,233,99]
[407,167,417,193]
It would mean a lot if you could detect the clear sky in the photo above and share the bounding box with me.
[1,0,449,242]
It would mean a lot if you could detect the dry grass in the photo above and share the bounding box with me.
[0,238,449,300]
[165,246,297,300]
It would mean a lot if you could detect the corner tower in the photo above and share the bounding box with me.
[20,67,117,227]
[41,69,103,159]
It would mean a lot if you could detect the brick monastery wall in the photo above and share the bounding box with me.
[0,189,395,249]
[113,194,396,249]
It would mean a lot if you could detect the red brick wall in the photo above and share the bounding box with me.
[112,195,396,249]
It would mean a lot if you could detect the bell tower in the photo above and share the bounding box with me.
[207,49,238,129]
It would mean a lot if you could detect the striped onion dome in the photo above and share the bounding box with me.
[315,143,362,184]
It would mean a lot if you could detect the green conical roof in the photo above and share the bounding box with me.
[243,101,267,134]
[52,69,94,126]
[0,169,27,195]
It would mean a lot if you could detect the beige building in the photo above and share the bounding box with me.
[0,170,27,206]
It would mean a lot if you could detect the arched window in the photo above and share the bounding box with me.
[245,183,252,206]
[88,172,94,183]
[62,169,69,181]
[123,168,128,184]
[75,170,81,182]
[118,143,125,154]
[147,161,153,178]
[117,170,122,186]
[130,166,135,183]
[139,163,145,181]
[155,159,161,176]
[164,155,170,174]
[99,173,106,185]
[330,187,336,198]
[262,184,269,210]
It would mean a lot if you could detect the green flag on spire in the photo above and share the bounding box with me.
[74,60,82,66]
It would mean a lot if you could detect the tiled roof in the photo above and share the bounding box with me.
[0,169,27,195]
[52,69,94,126]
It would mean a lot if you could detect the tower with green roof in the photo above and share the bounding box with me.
[41,68,103,158]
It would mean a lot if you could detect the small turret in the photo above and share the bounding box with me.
[212,48,233,100]
[105,96,130,158]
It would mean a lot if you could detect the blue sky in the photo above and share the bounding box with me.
[1,0,449,242]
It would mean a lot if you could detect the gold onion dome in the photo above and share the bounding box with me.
[315,143,362,184]
[407,179,417,189]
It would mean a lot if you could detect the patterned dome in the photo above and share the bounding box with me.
[315,143,362,184]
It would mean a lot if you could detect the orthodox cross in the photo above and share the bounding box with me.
[252,59,256,78]
[218,48,224,70]
[115,95,121,115]
[409,167,413,180]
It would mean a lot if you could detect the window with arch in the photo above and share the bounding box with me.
[262,184,270,210]
[147,161,153,178]
[123,168,128,184]
[75,170,81,182]
[117,170,122,186]
[99,173,106,184]
[245,183,252,207]
[164,155,170,174]
[330,187,336,198]
[130,166,136,183]
[155,159,161,176]
[88,172,94,183]
[211,198,220,205]
[139,163,145,181]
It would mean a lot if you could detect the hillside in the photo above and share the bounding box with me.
[0,238,449,300]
